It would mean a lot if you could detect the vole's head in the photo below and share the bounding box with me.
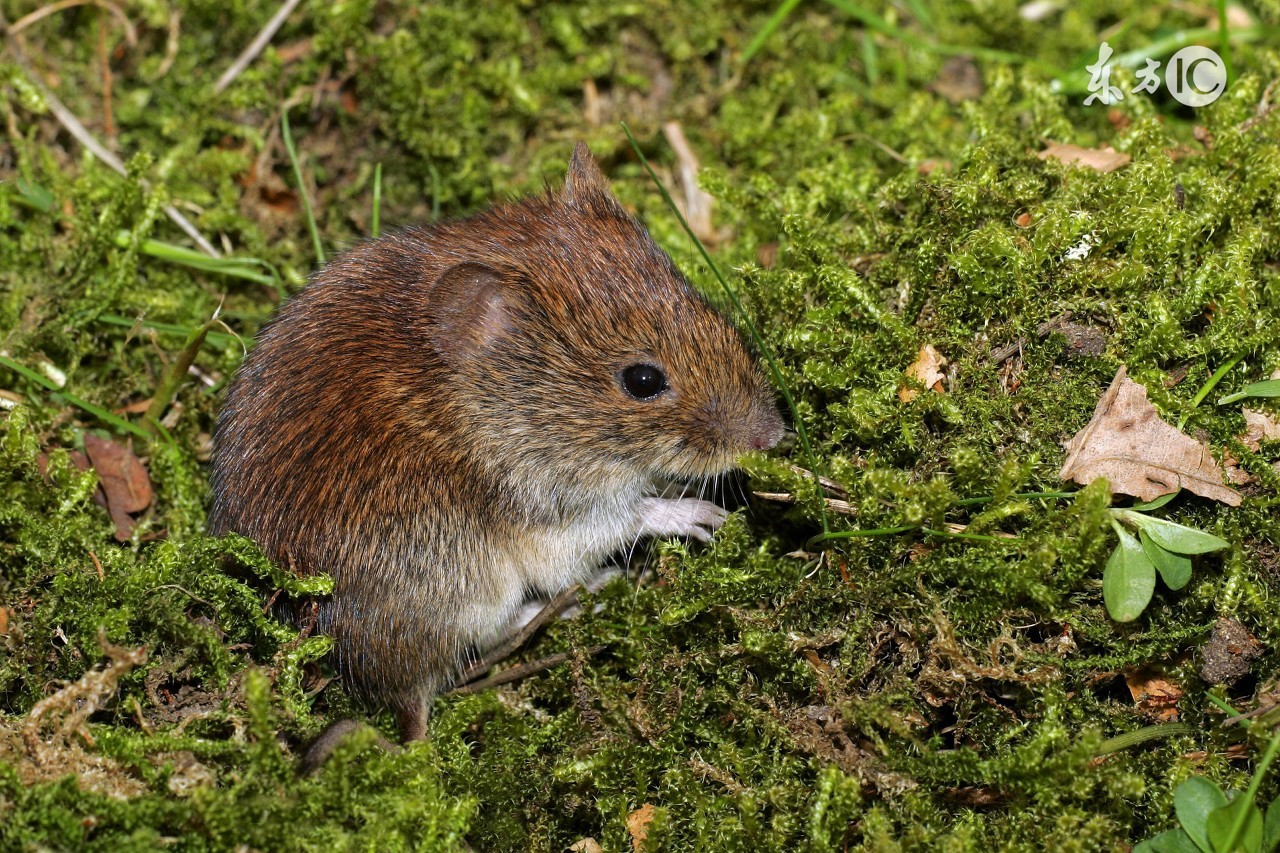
[426,144,784,492]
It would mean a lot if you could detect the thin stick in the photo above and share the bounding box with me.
[455,584,581,684]
[213,0,304,94]
[445,646,604,698]
[7,0,136,44]
[0,10,220,258]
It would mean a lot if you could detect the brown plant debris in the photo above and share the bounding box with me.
[1241,409,1280,452]
[1058,366,1242,505]
[1200,618,1263,687]
[570,839,605,853]
[1037,141,1131,173]
[627,803,657,852]
[661,121,717,244]
[1,635,150,798]
[899,343,947,402]
[83,433,153,541]
[1124,666,1182,722]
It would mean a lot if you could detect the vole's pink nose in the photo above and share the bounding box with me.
[750,410,786,451]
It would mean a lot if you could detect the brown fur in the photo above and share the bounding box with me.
[208,145,783,740]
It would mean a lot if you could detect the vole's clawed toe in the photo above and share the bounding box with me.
[638,497,730,543]
[299,719,398,775]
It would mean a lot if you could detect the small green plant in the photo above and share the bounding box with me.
[1103,492,1229,622]
[1136,711,1280,853]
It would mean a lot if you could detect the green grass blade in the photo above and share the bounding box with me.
[96,314,240,348]
[0,354,152,440]
[742,0,805,64]
[1219,379,1280,406]
[1218,0,1234,83]
[282,110,326,266]
[822,0,1053,69]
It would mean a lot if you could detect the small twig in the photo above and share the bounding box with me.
[6,0,136,44]
[445,646,605,698]
[660,121,716,244]
[0,9,220,257]
[753,490,856,515]
[1239,77,1280,132]
[990,312,1072,366]
[456,584,581,684]
[153,7,180,78]
[213,0,304,94]
[781,462,848,495]
[96,11,114,140]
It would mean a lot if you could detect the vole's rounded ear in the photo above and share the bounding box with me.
[561,142,610,206]
[430,261,517,364]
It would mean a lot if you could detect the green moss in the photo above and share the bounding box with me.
[3,0,1280,848]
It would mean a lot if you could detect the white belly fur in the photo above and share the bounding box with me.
[461,493,643,652]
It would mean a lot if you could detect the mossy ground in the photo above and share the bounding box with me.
[2,0,1280,849]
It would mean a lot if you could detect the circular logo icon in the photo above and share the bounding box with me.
[1165,46,1227,107]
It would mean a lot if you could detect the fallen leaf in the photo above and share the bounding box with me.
[1125,666,1182,722]
[1107,108,1131,131]
[0,606,9,635]
[1037,141,1131,173]
[1059,367,1242,505]
[83,434,153,541]
[569,840,604,853]
[627,803,657,852]
[899,344,947,402]
[1241,409,1280,452]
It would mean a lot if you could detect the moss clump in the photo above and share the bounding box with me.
[2,0,1280,848]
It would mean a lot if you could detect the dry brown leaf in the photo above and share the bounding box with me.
[0,606,9,635]
[627,803,657,852]
[1037,141,1131,173]
[83,434,153,541]
[899,344,947,402]
[1059,367,1242,505]
[1125,666,1182,722]
[1242,409,1280,452]
[569,839,604,853]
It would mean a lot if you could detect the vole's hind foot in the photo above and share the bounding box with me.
[638,497,728,543]
[299,719,399,775]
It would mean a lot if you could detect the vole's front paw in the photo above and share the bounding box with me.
[638,497,729,543]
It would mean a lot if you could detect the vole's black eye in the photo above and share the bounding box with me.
[620,363,668,401]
